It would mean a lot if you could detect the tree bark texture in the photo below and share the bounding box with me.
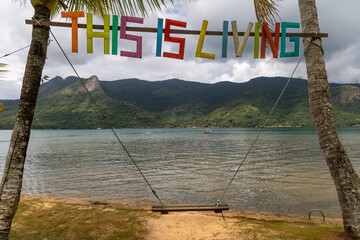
[298,0,360,238]
[0,5,50,240]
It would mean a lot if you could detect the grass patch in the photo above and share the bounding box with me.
[9,197,351,240]
[235,217,351,240]
[10,197,154,240]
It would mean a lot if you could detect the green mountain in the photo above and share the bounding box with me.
[1,76,360,129]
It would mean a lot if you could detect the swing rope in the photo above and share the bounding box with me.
[216,35,322,207]
[49,29,166,208]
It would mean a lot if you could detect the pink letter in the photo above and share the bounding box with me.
[120,16,143,58]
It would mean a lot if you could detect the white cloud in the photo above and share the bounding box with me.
[1,0,360,99]
[0,79,22,99]
[327,45,360,83]
[213,59,307,83]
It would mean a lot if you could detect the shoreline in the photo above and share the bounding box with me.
[11,195,350,239]
[20,194,343,225]
[1,126,360,130]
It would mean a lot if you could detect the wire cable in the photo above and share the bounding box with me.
[216,36,320,207]
[49,29,166,208]
[0,45,30,59]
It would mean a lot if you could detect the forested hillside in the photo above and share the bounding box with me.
[1,76,359,129]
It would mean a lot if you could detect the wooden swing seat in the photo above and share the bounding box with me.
[152,204,229,214]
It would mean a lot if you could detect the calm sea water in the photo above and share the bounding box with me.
[1,128,360,218]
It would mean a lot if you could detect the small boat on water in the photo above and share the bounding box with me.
[203,128,212,134]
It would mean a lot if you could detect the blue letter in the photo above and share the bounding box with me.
[280,22,300,58]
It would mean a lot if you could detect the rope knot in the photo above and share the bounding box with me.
[32,15,50,29]
[303,32,324,54]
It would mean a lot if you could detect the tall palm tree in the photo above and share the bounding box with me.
[298,1,360,238]
[0,1,186,239]
[255,0,360,238]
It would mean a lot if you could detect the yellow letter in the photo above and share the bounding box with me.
[195,20,215,59]
[87,13,110,54]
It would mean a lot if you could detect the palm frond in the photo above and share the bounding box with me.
[0,63,8,79]
[253,0,281,25]
[52,0,193,18]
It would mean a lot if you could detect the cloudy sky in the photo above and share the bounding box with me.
[0,0,359,99]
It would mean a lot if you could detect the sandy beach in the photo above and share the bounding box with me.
[10,195,350,240]
[144,207,345,240]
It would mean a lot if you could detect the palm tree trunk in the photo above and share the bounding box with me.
[298,0,360,238]
[0,5,50,240]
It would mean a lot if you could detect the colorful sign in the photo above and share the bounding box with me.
[61,11,301,60]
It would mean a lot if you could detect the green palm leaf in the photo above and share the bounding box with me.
[253,0,281,25]
[0,63,8,78]
[50,0,194,18]
[18,0,193,18]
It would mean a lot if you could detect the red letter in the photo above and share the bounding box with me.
[61,11,85,53]
[260,22,280,58]
[163,19,187,60]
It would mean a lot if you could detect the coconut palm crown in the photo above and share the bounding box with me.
[22,0,190,17]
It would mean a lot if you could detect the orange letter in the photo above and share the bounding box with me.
[61,11,85,53]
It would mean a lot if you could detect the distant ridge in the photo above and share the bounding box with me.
[38,76,77,98]
[1,76,360,129]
